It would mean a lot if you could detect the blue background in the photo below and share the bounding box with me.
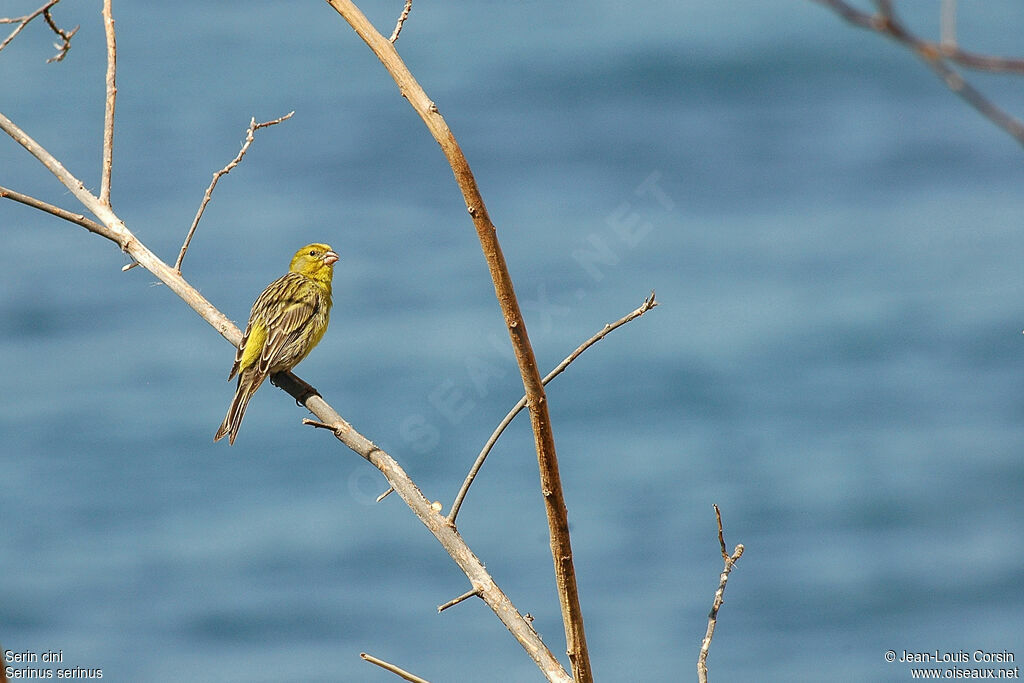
[2,1,1023,680]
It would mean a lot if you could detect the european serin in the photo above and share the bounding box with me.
[215,243,339,445]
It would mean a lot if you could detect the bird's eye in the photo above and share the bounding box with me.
[309,249,317,256]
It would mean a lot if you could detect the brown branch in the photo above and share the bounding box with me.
[175,111,295,272]
[697,505,745,683]
[1,108,572,683]
[0,109,242,338]
[42,5,76,62]
[360,652,431,683]
[0,184,107,234]
[389,0,412,43]
[1,0,77,61]
[437,587,481,613]
[99,0,116,205]
[448,291,659,523]
[322,3,592,679]
[815,0,1024,73]
[811,0,1024,146]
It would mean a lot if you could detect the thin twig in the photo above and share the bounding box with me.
[0,109,239,334]
[811,0,1024,146]
[812,0,1024,73]
[175,111,295,272]
[99,0,116,205]
[0,184,106,233]
[324,4,593,679]
[302,417,350,435]
[389,0,412,43]
[284,377,570,683]
[697,504,744,683]
[0,108,571,683]
[376,486,395,502]
[940,0,956,50]
[1,0,77,61]
[448,291,658,523]
[714,504,728,561]
[360,652,431,683]
[42,5,76,62]
[437,587,481,613]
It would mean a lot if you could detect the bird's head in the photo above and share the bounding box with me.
[289,243,339,282]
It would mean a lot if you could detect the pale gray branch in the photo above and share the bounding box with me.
[940,0,956,49]
[100,0,116,205]
[360,652,431,683]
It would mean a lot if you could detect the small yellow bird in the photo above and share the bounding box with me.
[215,243,339,444]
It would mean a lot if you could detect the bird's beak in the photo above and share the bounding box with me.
[323,250,340,266]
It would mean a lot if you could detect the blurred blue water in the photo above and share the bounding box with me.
[2,1,1023,681]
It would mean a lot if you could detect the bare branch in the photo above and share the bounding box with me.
[814,0,1024,73]
[303,417,344,433]
[1,0,77,61]
[940,0,956,50]
[811,0,1024,146]
[1,107,572,683]
[389,0,412,43]
[42,5,76,62]
[175,111,295,272]
[448,291,659,523]
[437,587,481,613]
[285,376,572,683]
[360,652,431,683]
[0,109,240,338]
[323,4,592,676]
[0,184,106,234]
[697,504,745,683]
[714,503,728,561]
[99,0,116,205]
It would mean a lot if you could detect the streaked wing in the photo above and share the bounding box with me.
[255,274,320,374]
[228,319,253,380]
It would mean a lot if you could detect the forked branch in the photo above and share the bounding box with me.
[1,0,77,62]
[697,504,745,683]
[0,109,572,683]
[811,0,1024,146]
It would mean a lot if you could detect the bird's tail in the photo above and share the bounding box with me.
[214,370,266,445]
